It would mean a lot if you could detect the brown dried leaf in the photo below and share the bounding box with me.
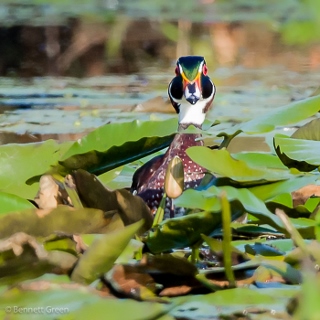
[72,169,153,233]
[106,253,201,298]
[292,184,320,207]
[34,175,71,209]
[106,264,158,300]
[0,206,114,239]
[0,232,77,285]
[159,285,192,297]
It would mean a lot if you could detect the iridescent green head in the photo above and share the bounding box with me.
[168,55,216,129]
[176,56,206,82]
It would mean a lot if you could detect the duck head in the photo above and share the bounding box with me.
[168,56,216,130]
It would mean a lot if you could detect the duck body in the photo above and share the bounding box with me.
[131,56,216,217]
[131,133,207,217]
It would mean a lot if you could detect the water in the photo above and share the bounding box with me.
[0,0,320,144]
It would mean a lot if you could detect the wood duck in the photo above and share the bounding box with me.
[131,56,216,218]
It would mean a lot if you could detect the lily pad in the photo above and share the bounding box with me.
[0,284,173,320]
[248,176,318,202]
[0,232,77,285]
[70,169,153,232]
[71,220,144,284]
[0,140,72,199]
[56,119,177,176]
[0,192,35,215]
[0,206,114,239]
[171,287,298,319]
[274,134,320,171]
[216,94,320,140]
[187,147,294,183]
[175,186,285,233]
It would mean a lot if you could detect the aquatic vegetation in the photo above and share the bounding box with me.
[0,94,320,319]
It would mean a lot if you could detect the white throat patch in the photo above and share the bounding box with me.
[178,100,207,127]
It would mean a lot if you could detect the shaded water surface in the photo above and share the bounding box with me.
[0,0,320,144]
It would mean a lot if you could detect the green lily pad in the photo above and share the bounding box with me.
[267,194,320,219]
[171,287,298,319]
[175,186,285,232]
[0,285,173,320]
[146,210,233,254]
[245,242,285,257]
[254,260,301,284]
[233,152,287,169]
[274,134,320,171]
[71,220,144,284]
[0,233,77,285]
[216,94,320,140]
[61,119,177,160]
[0,192,35,215]
[24,119,177,184]
[187,147,294,183]
[0,140,72,199]
[249,176,318,202]
[57,119,177,176]
[0,206,113,239]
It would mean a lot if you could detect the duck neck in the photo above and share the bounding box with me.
[178,123,202,131]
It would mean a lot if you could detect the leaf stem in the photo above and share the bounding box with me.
[221,191,236,287]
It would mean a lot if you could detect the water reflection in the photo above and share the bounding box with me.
[0,1,320,145]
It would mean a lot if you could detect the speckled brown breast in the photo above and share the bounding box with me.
[131,133,208,218]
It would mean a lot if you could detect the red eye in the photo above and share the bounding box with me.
[175,66,180,75]
[203,64,208,76]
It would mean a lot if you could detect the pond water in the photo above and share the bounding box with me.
[0,0,320,145]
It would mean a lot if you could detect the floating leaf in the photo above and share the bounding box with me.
[0,192,34,215]
[61,119,177,160]
[71,169,153,232]
[0,206,114,239]
[175,186,285,233]
[58,135,175,176]
[0,140,72,199]
[274,134,320,171]
[254,260,301,284]
[245,242,285,257]
[146,210,232,254]
[187,147,293,183]
[0,232,77,285]
[249,176,318,202]
[105,264,159,301]
[233,152,287,169]
[71,220,144,284]
[216,95,320,141]
[55,119,177,176]
[232,225,284,239]
[0,285,172,320]
[171,287,297,319]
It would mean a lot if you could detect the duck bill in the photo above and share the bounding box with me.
[181,73,201,105]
